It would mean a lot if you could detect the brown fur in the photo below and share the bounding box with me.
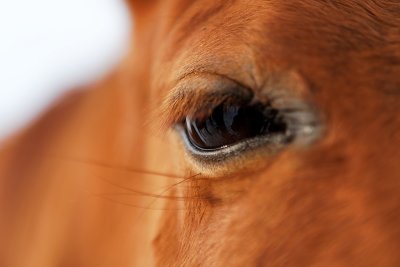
[1,0,400,266]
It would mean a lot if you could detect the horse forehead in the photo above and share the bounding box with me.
[156,0,400,98]
[167,0,395,53]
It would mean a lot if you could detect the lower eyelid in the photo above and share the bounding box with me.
[176,123,290,162]
[174,124,294,178]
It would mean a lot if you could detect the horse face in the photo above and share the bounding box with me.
[130,1,400,266]
[1,1,400,266]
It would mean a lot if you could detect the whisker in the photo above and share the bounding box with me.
[140,173,202,215]
[85,173,203,213]
[159,173,202,192]
[40,154,206,211]
[91,194,187,211]
[94,174,204,200]
[43,153,185,179]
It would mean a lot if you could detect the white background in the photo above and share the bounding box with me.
[0,0,132,141]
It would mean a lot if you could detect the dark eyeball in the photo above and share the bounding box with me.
[184,102,287,150]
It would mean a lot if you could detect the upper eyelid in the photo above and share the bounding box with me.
[175,70,253,90]
[157,72,253,130]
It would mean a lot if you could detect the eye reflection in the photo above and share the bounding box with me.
[184,102,287,150]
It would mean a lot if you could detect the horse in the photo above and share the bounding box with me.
[1,0,400,266]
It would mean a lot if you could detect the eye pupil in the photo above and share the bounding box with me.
[185,102,287,150]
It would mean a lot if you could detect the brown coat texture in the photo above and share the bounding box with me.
[1,0,400,266]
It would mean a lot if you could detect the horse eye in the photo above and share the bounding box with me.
[184,102,288,151]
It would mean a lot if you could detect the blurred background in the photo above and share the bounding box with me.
[0,0,132,141]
